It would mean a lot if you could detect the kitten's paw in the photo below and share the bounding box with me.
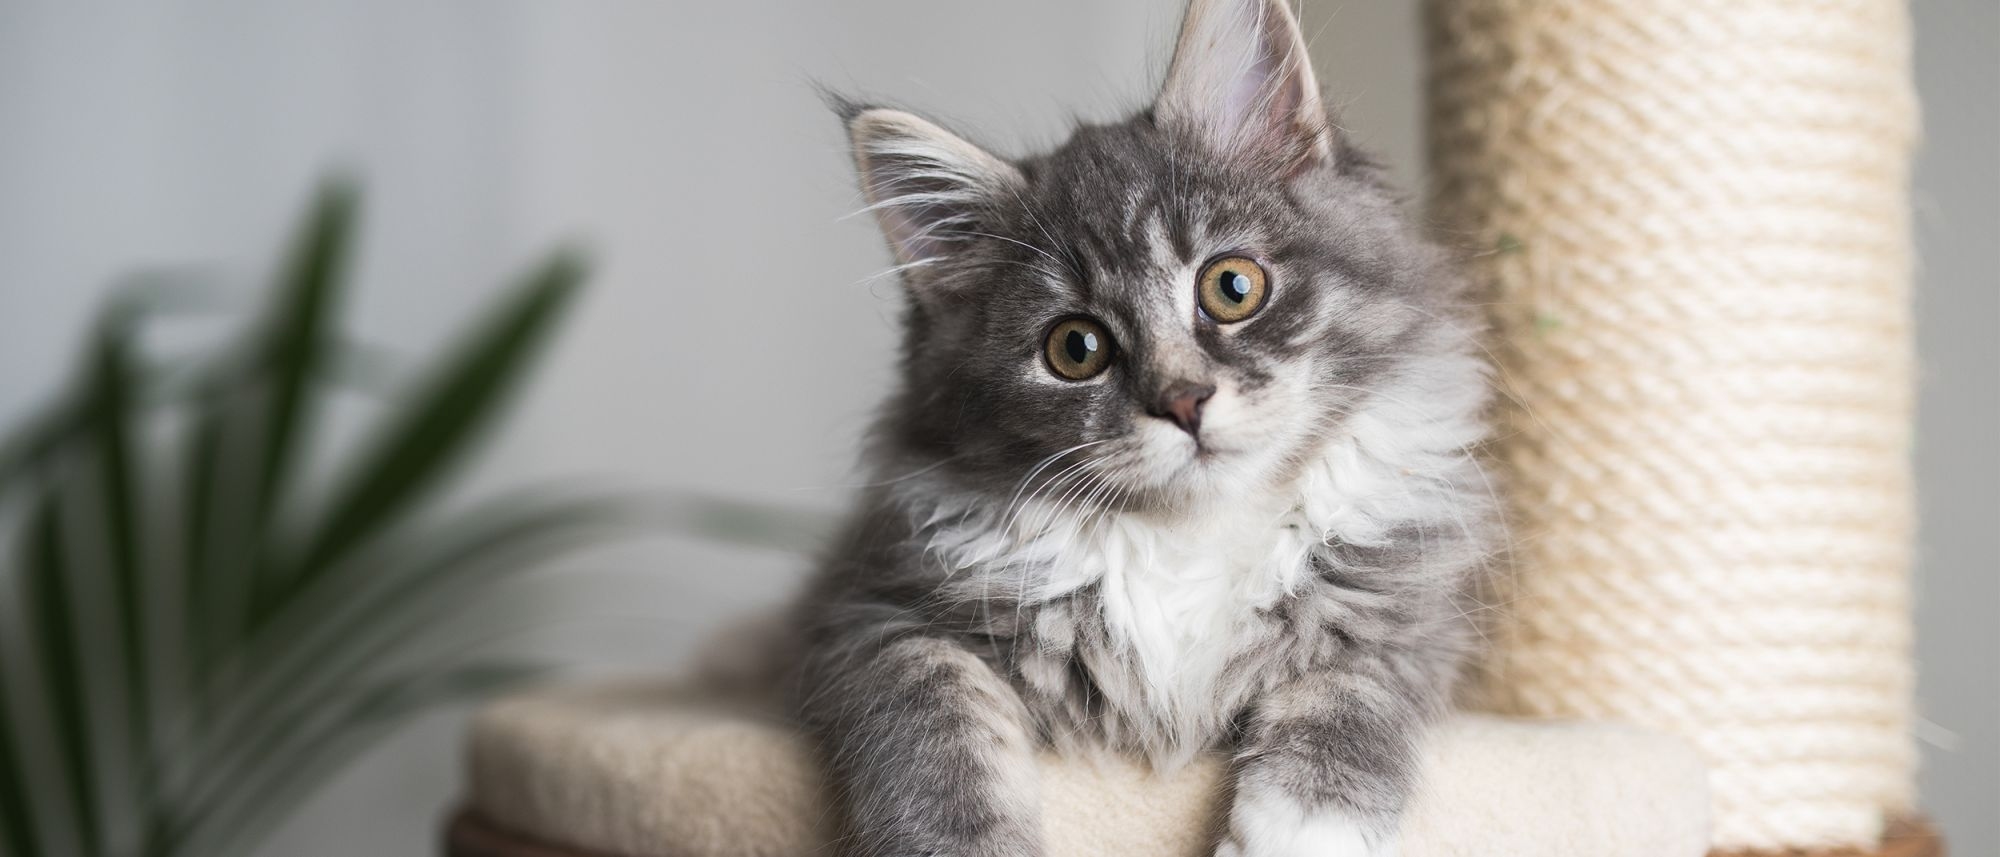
[1215,792,1397,857]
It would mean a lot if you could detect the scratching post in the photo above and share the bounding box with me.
[1424,1,1921,852]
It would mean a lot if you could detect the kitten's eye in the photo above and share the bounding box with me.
[1044,317,1114,381]
[1197,256,1270,323]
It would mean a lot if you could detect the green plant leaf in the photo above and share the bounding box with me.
[0,647,46,857]
[179,387,223,673]
[2,183,612,857]
[175,494,624,812]
[166,663,544,857]
[255,179,355,508]
[285,250,585,602]
[0,402,79,500]
[179,334,402,679]
[182,487,819,790]
[248,179,357,606]
[184,182,358,680]
[83,313,153,787]
[0,270,229,499]
[19,483,103,857]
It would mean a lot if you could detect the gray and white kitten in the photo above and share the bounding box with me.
[786,0,1494,854]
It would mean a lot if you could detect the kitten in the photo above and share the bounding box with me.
[787,0,1495,854]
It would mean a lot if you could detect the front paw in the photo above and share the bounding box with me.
[1214,797,1397,857]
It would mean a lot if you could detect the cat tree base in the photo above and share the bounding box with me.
[443,681,1943,856]
[446,679,1730,857]
[443,810,1941,857]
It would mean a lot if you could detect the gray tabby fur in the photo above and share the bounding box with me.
[782,1,1497,854]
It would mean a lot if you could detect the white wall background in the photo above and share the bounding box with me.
[0,1,1989,854]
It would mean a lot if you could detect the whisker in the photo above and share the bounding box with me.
[933,228,1066,268]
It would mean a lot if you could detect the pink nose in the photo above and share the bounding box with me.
[1149,382,1215,436]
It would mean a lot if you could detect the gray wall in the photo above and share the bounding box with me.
[0,2,1989,854]
[1907,0,1999,849]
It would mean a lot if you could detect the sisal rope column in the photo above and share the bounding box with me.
[1423,1,1920,852]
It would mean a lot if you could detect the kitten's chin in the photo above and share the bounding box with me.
[1122,436,1300,517]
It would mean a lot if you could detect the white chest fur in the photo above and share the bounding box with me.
[1030,499,1314,714]
[923,440,1408,726]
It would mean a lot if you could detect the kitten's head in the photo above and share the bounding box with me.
[847,0,1468,516]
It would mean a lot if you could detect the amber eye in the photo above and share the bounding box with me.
[1044,317,1114,380]
[1197,256,1270,323]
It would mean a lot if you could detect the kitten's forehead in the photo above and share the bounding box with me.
[1018,120,1274,286]
[1105,211,1200,348]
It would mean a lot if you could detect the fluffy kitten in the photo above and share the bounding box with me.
[787,1,1495,854]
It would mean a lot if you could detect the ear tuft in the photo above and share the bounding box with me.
[816,84,870,124]
[1156,0,1332,175]
[845,108,1022,271]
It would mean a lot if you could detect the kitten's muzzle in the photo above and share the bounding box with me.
[1148,381,1215,437]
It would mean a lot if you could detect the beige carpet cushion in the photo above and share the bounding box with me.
[464,679,1711,857]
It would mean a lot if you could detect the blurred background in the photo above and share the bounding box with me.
[0,1,1990,854]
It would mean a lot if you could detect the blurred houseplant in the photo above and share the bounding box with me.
[0,181,623,857]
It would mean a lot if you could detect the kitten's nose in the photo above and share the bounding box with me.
[1148,382,1215,436]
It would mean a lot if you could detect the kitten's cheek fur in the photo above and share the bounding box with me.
[1217,788,1398,857]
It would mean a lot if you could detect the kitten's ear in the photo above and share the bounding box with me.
[844,105,1023,271]
[1156,0,1332,174]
